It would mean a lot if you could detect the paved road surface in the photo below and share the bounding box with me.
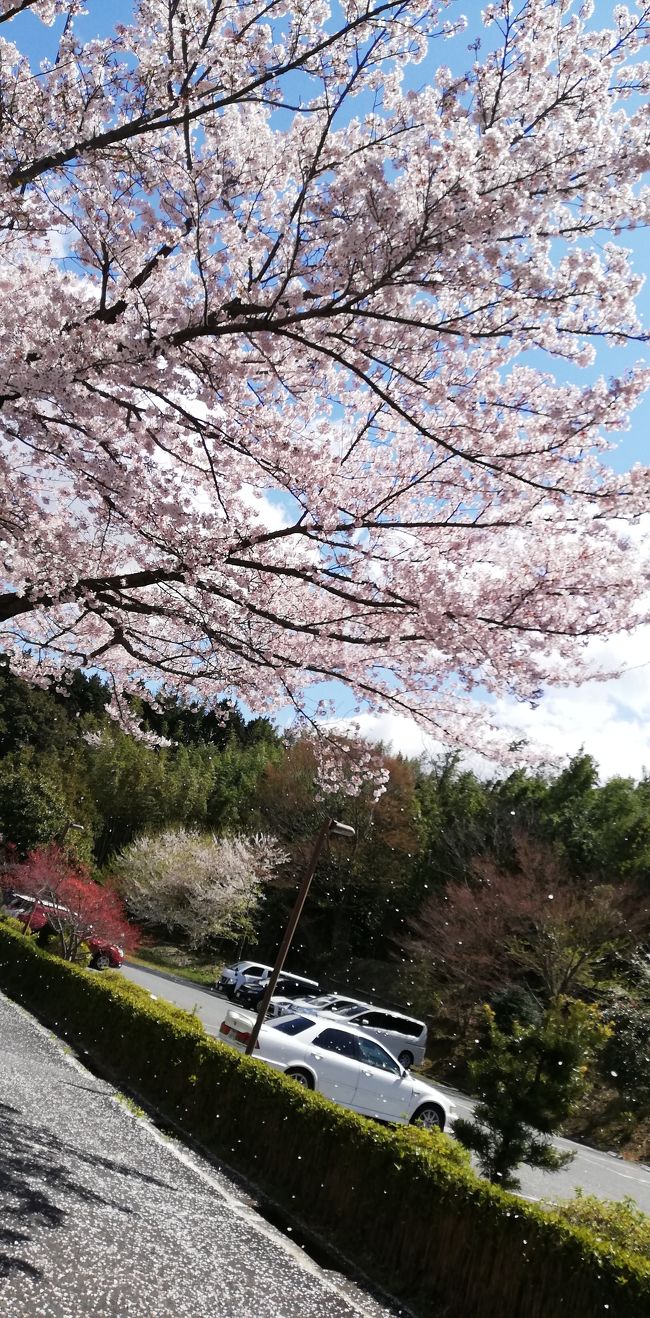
[122,961,650,1214]
[0,990,401,1317]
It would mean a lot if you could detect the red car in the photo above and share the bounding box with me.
[85,936,123,969]
[4,892,123,969]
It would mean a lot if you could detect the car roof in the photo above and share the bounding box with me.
[270,991,367,1004]
[327,995,371,1006]
[277,972,319,987]
[239,1010,404,1064]
[338,1004,426,1026]
[8,892,68,912]
[300,994,372,1009]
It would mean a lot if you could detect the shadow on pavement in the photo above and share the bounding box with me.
[0,1096,175,1282]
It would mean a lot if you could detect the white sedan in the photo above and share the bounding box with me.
[219,1009,455,1131]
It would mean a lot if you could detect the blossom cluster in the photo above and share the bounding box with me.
[0,0,649,759]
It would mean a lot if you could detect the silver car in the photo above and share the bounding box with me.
[267,992,369,1019]
[326,1005,428,1069]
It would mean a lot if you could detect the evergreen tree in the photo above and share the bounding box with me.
[454,999,610,1190]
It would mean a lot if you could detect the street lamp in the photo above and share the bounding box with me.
[244,818,356,1056]
[56,820,85,845]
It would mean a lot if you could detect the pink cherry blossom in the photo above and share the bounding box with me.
[0,0,649,758]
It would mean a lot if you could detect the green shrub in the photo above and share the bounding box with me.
[488,983,543,1032]
[544,1189,650,1264]
[0,922,649,1318]
[601,1000,650,1103]
[0,913,27,936]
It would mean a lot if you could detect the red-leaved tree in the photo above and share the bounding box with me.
[0,2,649,756]
[5,844,138,962]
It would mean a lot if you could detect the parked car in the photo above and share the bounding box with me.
[3,891,61,928]
[219,1008,453,1130]
[267,992,369,1019]
[326,1005,428,1069]
[3,892,123,969]
[85,937,124,970]
[215,960,275,998]
[234,970,320,1009]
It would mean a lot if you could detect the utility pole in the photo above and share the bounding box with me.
[244,818,355,1056]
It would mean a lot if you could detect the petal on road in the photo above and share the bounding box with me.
[0,990,400,1318]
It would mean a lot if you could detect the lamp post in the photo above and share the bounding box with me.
[244,818,356,1056]
[57,820,85,845]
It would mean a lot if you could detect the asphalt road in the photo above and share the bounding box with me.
[122,961,650,1214]
[0,989,401,1317]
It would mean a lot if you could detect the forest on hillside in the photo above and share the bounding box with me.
[2,661,650,1149]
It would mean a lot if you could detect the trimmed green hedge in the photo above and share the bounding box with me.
[1,923,649,1318]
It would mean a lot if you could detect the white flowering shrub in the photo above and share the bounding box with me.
[112,829,287,949]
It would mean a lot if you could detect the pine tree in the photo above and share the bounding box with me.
[454,999,610,1191]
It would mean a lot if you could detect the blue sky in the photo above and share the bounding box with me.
[8,1,650,777]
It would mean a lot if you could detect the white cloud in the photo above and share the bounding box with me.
[329,627,650,781]
[237,485,290,532]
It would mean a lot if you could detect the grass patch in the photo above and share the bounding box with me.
[114,1090,147,1119]
[128,943,221,987]
[562,1085,650,1162]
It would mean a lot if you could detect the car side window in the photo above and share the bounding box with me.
[351,1011,391,1030]
[360,1011,421,1037]
[357,1038,401,1074]
[245,965,266,977]
[313,1028,358,1060]
[383,1016,422,1038]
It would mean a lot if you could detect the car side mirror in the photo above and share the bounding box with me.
[400,1066,408,1079]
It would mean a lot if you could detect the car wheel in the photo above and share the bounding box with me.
[398,1050,414,1069]
[225,985,236,1001]
[93,954,111,971]
[410,1103,444,1131]
[285,1068,314,1089]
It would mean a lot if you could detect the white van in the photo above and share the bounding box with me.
[328,1004,427,1069]
[215,960,318,1004]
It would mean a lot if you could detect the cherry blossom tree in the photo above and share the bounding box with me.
[112,827,286,948]
[1,0,650,753]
